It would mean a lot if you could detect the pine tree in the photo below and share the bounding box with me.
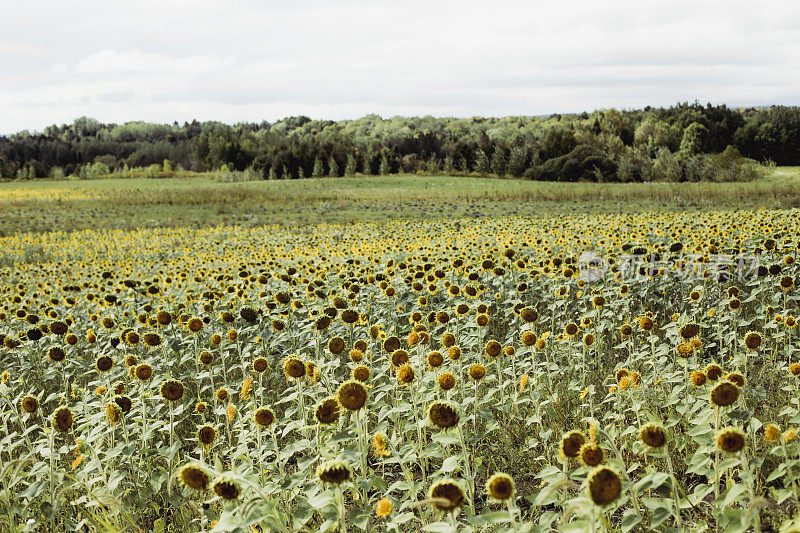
[474,150,490,175]
[345,154,356,176]
[379,154,390,175]
[268,166,277,180]
[312,157,324,177]
[328,156,339,177]
[507,146,528,177]
[490,148,506,177]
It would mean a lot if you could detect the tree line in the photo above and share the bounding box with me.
[1,102,798,182]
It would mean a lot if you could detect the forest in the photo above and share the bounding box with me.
[1,102,799,182]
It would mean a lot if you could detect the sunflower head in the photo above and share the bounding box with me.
[397,363,415,385]
[20,395,38,414]
[438,372,456,391]
[764,423,781,442]
[252,357,268,373]
[317,459,351,485]
[486,472,515,502]
[283,356,306,379]
[579,442,604,467]
[469,363,486,381]
[337,380,367,411]
[639,423,667,448]
[212,476,241,501]
[560,430,587,459]
[427,401,459,429]
[161,379,184,402]
[744,330,762,351]
[587,466,622,506]
[315,398,340,425]
[716,427,746,454]
[710,381,739,407]
[254,407,275,428]
[179,463,211,491]
[705,364,723,381]
[352,365,370,383]
[391,349,409,367]
[52,406,73,432]
[198,424,217,447]
[428,479,465,511]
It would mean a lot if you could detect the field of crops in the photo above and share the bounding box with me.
[3,209,800,532]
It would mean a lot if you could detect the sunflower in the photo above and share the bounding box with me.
[437,372,456,391]
[476,314,489,327]
[428,401,459,429]
[391,349,409,367]
[179,463,210,491]
[441,332,456,348]
[161,380,184,402]
[134,363,153,380]
[639,423,666,448]
[337,380,367,411]
[726,371,745,387]
[397,363,415,385]
[564,323,579,336]
[383,336,401,353]
[317,459,351,484]
[710,381,739,407]
[212,477,241,501]
[428,479,465,511]
[352,365,370,383]
[427,351,444,368]
[198,425,217,447]
[252,357,268,373]
[215,388,228,402]
[114,395,132,413]
[486,472,515,502]
[716,427,746,454]
[469,363,486,381]
[764,423,780,442]
[106,403,121,426]
[705,364,723,381]
[20,395,38,414]
[52,406,73,432]
[744,330,762,351]
[448,346,461,361]
[791,364,800,376]
[254,407,275,427]
[691,371,707,386]
[679,323,700,339]
[579,442,604,467]
[47,346,66,363]
[560,430,586,459]
[375,497,393,518]
[521,331,537,347]
[620,324,633,336]
[520,307,538,323]
[283,356,306,379]
[328,336,346,354]
[314,398,340,425]
[187,317,203,332]
[372,432,390,457]
[587,466,622,506]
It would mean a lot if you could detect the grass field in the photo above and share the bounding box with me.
[1,168,799,234]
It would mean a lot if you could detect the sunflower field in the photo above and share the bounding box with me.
[2,210,800,532]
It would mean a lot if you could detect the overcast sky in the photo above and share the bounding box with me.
[2,0,799,134]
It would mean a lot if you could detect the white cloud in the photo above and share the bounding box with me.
[1,0,799,133]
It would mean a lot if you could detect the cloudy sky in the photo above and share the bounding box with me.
[2,0,799,133]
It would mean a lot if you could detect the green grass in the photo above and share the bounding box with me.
[2,169,800,235]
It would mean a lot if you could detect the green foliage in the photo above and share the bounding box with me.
[0,104,797,183]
